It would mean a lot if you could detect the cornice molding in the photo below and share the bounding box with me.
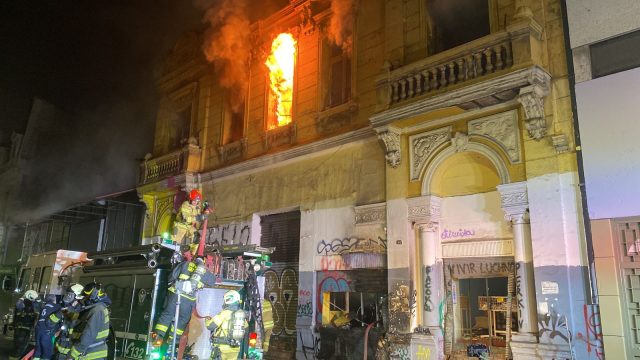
[198,126,375,184]
[354,202,387,225]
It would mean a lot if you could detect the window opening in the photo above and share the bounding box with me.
[325,43,351,109]
[168,106,191,150]
[265,33,296,130]
[427,0,490,54]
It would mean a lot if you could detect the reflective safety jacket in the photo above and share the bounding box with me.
[206,308,248,347]
[168,260,216,301]
[174,201,202,232]
[14,299,38,330]
[69,301,110,360]
[55,309,81,355]
[36,301,63,332]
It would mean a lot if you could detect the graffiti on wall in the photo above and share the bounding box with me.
[538,310,570,344]
[514,263,526,329]
[316,272,351,321]
[446,261,515,277]
[298,331,320,359]
[316,236,387,255]
[206,222,251,245]
[263,267,298,336]
[576,304,604,360]
[424,266,434,312]
[389,343,410,360]
[297,289,313,318]
[415,345,431,360]
[389,282,415,334]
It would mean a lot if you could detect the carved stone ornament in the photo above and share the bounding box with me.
[468,110,521,163]
[496,181,529,224]
[409,127,451,181]
[551,134,569,154]
[407,195,442,224]
[451,132,469,153]
[355,202,387,225]
[376,126,402,168]
[217,138,248,163]
[517,85,549,140]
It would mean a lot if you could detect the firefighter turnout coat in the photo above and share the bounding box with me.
[154,259,216,341]
[68,301,110,360]
[173,201,203,244]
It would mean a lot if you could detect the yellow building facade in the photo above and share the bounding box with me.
[138,0,600,358]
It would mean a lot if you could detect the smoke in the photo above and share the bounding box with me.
[198,0,251,113]
[326,0,356,56]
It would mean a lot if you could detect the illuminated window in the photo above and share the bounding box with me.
[265,33,296,130]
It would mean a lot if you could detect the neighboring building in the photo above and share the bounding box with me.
[18,190,145,261]
[139,0,593,358]
[565,1,640,359]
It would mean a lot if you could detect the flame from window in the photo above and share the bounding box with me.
[265,33,296,130]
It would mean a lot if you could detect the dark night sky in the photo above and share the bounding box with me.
[0,2,203,219]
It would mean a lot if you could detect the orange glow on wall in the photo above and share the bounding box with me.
[265,33,296,130]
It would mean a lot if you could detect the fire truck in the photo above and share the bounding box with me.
[11,242,273,360]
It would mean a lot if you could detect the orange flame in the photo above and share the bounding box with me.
[265,33,296,130]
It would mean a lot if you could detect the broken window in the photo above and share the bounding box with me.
[426,0,490,54]
[222,96,245,145]
[265,33,296,130]
[168,105,192,150]
[323,43,352,109]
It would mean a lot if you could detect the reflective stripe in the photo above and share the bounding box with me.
[49,313,60,322]
[169,326,184,335]
[84,349,108,360]
[178,274,190,280]
[96,329,109,339]
[70,347,82,358]
[155,324,168,332]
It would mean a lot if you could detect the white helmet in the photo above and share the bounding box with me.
[223,290,241,305]
[70,283,85,299]
[24,290,39,301]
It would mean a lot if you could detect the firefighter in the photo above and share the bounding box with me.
[152,244,216,351]
[206,290,248,360]
[66,283,110,360]
[34,294,63,360]
[13,289,40,358]
[173,189,211,245]
[55,284,85,359]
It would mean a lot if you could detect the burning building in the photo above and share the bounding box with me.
[137,0,597,359]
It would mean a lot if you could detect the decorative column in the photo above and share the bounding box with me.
[497,182,538,341]
[407,195,443,358]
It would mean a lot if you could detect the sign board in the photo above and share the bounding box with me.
[541,281,559,295]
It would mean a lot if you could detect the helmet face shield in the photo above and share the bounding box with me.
[223,290,241,305]
[24,290,39,301]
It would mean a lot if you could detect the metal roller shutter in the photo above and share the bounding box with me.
[260,211,300,359]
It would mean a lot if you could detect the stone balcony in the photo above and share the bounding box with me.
[138,143,201,185]
[371,19,552,167]
[372,18,547,124]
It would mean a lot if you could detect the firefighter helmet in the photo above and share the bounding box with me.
[70,283,84,299]
[223,290,241,305]
[24,290,39,301]
[83,282,104,302]
[189,189,202,202]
